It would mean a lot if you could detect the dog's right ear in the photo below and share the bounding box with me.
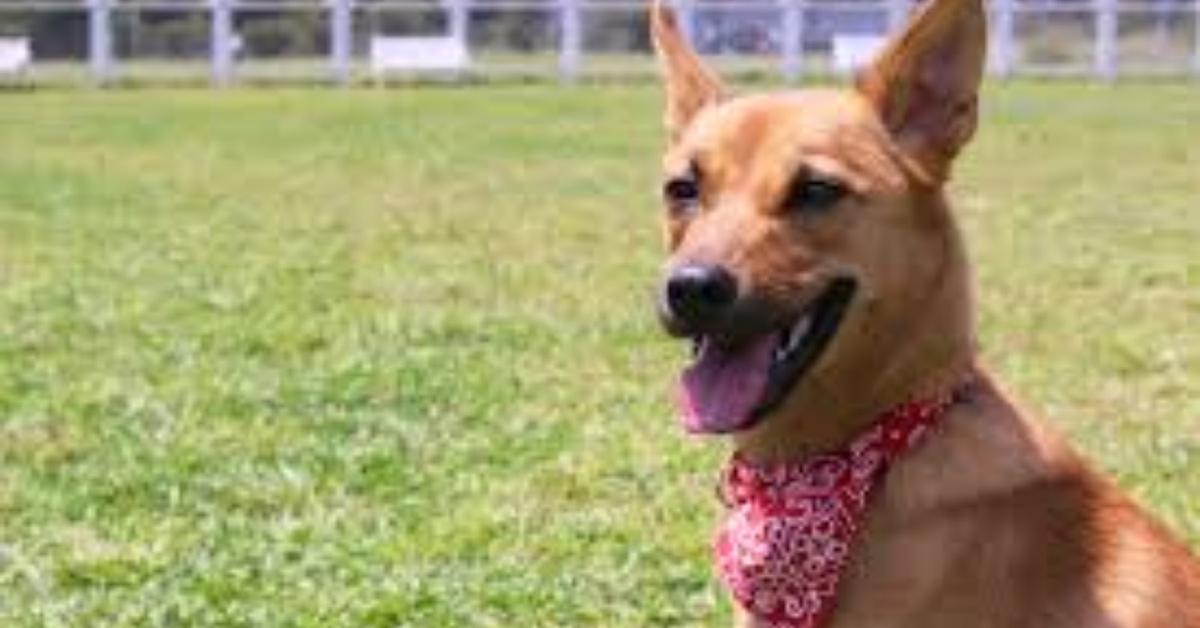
[650,0,725,145]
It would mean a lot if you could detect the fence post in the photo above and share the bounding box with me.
[1094,0,1117,80]
[1193,0,1200,76]
[677,0,695,45]
[449,0,469,44]
[558,0,581,83]
[210,0,234,87]
[780,0,803,82]
[990,0,1015,77]
[887,0,909,34]
[87,0,112,86]
[330,0,352,86]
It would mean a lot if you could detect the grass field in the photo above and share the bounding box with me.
[0,83,1197,626]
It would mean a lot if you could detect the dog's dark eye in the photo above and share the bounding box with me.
[663,170,701,212]
[664,177,699,203]
[786,176,847,214]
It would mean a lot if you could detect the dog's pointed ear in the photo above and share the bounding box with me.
[856,0,987,182]
[650,0,725,145]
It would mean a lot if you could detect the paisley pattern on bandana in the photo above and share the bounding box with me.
[714,392,960,628]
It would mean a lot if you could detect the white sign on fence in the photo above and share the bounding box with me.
[0,37,32,75]
[370,36,470,80]
[831,35,886,75]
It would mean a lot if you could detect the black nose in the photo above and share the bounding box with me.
[663,264,738,329]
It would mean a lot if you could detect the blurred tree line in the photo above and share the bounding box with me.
[0,0,651,59]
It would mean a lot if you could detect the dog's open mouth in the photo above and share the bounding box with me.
[676,278,857,434]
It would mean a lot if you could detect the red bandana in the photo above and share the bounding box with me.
[714,390,962,628]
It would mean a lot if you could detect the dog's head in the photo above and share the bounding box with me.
[652,0,985,445]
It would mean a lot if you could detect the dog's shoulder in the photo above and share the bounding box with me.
[834,372,1200,627]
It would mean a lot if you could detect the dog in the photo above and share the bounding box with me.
[648,0,1200,625]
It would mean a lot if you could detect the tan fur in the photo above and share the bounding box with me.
[648,0,1200,624]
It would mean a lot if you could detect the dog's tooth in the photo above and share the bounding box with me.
[787,316,811,351]
[773,345,787,364]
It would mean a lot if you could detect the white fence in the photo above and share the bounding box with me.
[0,0,1198,86]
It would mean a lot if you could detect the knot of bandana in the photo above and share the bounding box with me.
[714,389,964,628]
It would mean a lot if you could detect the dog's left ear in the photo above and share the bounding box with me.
[856,0,987,182]
[650,0,726,145]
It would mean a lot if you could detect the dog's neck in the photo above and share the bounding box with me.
[735,193,976,464]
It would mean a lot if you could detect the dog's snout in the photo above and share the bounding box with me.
[663,264,738,331]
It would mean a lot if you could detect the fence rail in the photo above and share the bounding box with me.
[1,0,1199,86]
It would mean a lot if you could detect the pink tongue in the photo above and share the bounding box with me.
[676,335,775,434]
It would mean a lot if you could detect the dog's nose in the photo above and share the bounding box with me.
[664,264,738,327]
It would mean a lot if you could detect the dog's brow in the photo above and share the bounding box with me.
[690,147,716,178]
[789,154,865,196]
[664,152,697,178]
[788,163,813,183]
[667,156,703,185]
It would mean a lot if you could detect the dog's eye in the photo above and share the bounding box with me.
[663,174,700,210]
[786,176,847,214]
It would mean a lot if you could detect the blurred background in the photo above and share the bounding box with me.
[1,0,1199,87]
[3,1,1198,626]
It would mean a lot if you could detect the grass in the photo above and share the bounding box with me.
[0,82,1197,626]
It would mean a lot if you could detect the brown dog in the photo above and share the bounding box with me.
[649,0,1200,625]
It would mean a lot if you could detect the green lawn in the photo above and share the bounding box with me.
[0,83,1197,626]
